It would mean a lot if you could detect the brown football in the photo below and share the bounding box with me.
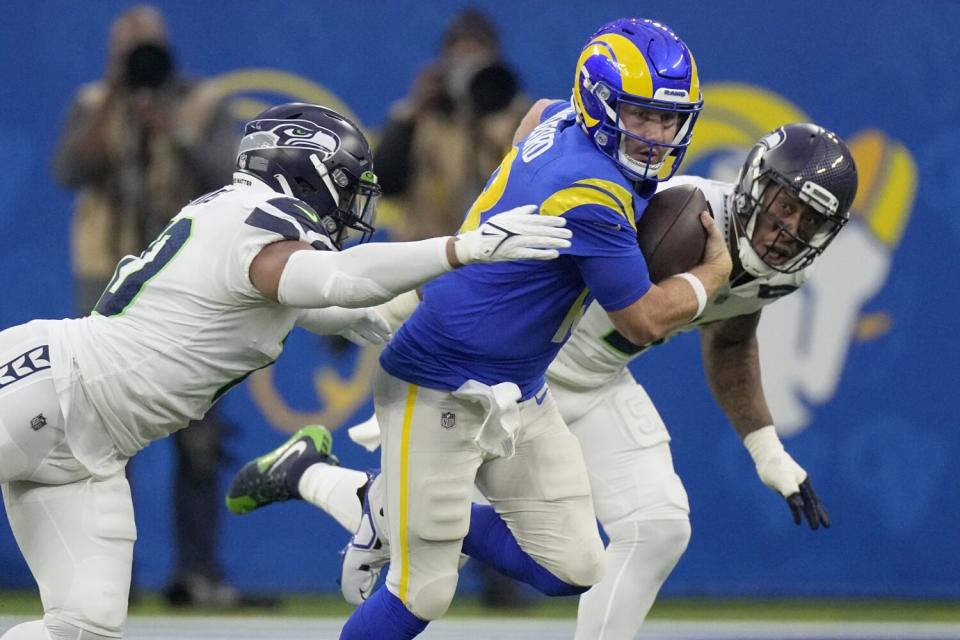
[636,184,709,282]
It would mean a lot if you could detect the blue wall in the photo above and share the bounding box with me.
[1,1,957,597]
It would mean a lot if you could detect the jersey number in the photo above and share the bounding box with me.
[94,218,194,317]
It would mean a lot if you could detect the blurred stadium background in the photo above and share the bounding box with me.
[1,0,959,637]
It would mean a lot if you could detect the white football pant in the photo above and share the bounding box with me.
[0,321,134,640]
[552,370,691,640]
[374,368,604,621]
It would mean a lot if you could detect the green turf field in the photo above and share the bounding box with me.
[1,591,957,622]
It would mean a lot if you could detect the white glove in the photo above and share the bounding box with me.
[454,205,572,264]
[295,307,392,346]
[743,425,831,530]
[743,425,807,497]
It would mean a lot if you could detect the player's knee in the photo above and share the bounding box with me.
[406,573,459,620]
[556,534,605,588]
[607,517,691,582]
[44,614,122,640]
[657,518,692,563]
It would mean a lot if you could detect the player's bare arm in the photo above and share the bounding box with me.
[608,211,731,345]
[699,310,772,439]
[702,310,830,529]
[512,98,555,145]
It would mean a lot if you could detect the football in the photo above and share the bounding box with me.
[636,184,710,282]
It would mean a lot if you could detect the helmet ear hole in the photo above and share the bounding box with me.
[293,177,317,195]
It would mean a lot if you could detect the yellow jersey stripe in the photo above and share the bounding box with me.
[398,383,418,604]
[574,179,634,225]
[540,183,635,230]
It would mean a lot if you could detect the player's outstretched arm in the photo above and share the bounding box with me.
[295,307,392,346]
[700,312,830,531]
[249,205,571,308]
[607,211,731,346]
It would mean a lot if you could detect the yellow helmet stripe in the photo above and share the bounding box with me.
[688,51,701,103]
[590,33,653,99]
[573,44,603,128]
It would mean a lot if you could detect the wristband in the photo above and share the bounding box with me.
[743,425,784,465]
[673,272,708,319]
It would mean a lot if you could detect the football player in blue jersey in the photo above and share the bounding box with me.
[230,122,855,640]
[320,18,732,640]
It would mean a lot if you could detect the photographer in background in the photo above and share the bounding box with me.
[375,8,530,241]
[52,4,270,610]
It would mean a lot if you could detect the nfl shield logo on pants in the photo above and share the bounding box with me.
[440,412,456,430]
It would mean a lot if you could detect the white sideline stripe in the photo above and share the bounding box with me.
[2,616,959,639]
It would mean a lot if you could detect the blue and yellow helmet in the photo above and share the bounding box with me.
[572,18,703,182]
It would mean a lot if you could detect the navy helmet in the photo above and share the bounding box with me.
[733,123,858,276]
[237,103,380,248]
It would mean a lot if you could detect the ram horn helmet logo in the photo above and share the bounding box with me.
[240,119,342,161]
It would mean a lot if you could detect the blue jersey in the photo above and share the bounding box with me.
[381,102,654,398]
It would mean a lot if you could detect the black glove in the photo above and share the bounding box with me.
[785,477,831,530]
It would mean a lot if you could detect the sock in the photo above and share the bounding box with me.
[340,588,428,639]
[297,464,369,532]
[574,518,690,640]
[461,503,588,597]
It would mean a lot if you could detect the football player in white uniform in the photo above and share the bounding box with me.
[228,122,856,640]
[0,102,571,640]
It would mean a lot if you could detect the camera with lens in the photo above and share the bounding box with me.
[444,59,519,118]
[124,43,174,90]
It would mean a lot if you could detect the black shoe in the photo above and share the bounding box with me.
[165,573,280,609]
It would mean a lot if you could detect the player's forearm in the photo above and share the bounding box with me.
[701,329,773,439]
[608,276,705,346]
[277,238,454,308]
[512,98,554,145]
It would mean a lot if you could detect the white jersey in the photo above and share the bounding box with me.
[47,174,334,475]
[548,175,808,390]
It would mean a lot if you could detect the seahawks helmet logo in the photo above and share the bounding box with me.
[759,128,786,151]
[238,118,342,161]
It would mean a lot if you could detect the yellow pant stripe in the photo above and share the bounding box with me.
[398,383,418,604]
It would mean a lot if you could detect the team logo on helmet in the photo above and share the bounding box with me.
[240,119,342,161]
[758,128,786,151]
